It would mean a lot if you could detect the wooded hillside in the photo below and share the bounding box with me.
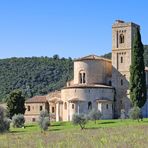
[0,55,73,102]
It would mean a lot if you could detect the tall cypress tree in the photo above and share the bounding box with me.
[130,27,146,108]
[7,90,26,118]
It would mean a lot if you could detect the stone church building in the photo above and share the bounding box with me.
[25,20,148,122]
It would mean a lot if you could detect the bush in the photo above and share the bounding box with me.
[120,109,127,120]
[128,106,141,121]
[0,106,10,133]
[72,114,88,130]
[12,114,25,128]
[38,110,50,131]
[88,109,102,124]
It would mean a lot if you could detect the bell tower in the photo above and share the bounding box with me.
[112,20,140,117]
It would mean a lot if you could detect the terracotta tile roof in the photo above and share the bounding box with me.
[75,55,111,62]
[26,96,47,103]
[68,98,84,102]
[49,97,61,103]
[47,91,61,101]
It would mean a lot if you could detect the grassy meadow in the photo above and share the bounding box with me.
[0,119,148,148]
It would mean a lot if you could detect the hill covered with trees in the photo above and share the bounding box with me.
[0,55,73,102]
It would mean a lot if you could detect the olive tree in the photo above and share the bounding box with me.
[128,106,141,121]
[0,106,11,133]
[38,110,50,132]
[72,114,88,130]
[12,114,25,128]
[88,109,102,124]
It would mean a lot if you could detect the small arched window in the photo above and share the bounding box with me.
[40,106,43,111]
[79,73,83,84]
[64,102,67,110]
[27,106,30,111]
[109,80,112,86]
[79,71,86,84]
[121,56,123,63]
[119,34,124,44]
[121,79,123,86]
[88,101,92,110]
[52,107,55,113]
[106,104,109,109]
[72,104,75,109]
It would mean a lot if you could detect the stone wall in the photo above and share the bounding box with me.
[25,102,47,122]
[74,60,112,85]
[61,87,114,121]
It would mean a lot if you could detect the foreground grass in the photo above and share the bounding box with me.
[0,119,148,148]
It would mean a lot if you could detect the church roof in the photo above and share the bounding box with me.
[26,96,47,103]
[68,98,84,102]
[75,55,111,62]
[47,91,61,98]
[47,91,61,102]
[63,84,114,89]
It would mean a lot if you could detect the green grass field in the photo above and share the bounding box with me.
[0,119,148,148]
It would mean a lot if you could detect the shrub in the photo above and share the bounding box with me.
[0,106,10,133]
[72,114,88,130]
[120,109,127,120]
[88,109,102,124]
[38,110,50,132]
[12,114,25,128]
[128,106,141,121]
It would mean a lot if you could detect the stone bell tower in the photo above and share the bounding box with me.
[112,20,140,118]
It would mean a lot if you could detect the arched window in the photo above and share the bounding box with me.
[79,71,86,84]
[72,104,75,109]
[40,106,43,111]
[109,80,112,86]
[121,79,123,86]
[52,107,55,113]
[79,73,83,84]
[121,56,123,63]
[119,34,124,43]
[88,101,92,110]
[106,104,109,109]
[27,106,30,111]
[64,102,67,110]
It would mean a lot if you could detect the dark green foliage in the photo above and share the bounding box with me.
[38,110,50,131]
[128,106,140,120]
[143,45,148,66]
[72,114,88,130]
[12,114,25,128]
[130,28,146,108]
[0,56,73,102]
[0,106,10,133]
[88,109,102,124]
[7,90,26,118]
[102,52,111,59]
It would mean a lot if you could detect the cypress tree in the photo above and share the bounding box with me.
[7,90,26,118]
[130,27,146,108]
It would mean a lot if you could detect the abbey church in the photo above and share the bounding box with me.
[24,20,148,122]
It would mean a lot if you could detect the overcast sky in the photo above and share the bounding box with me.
[0,0,147,59]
